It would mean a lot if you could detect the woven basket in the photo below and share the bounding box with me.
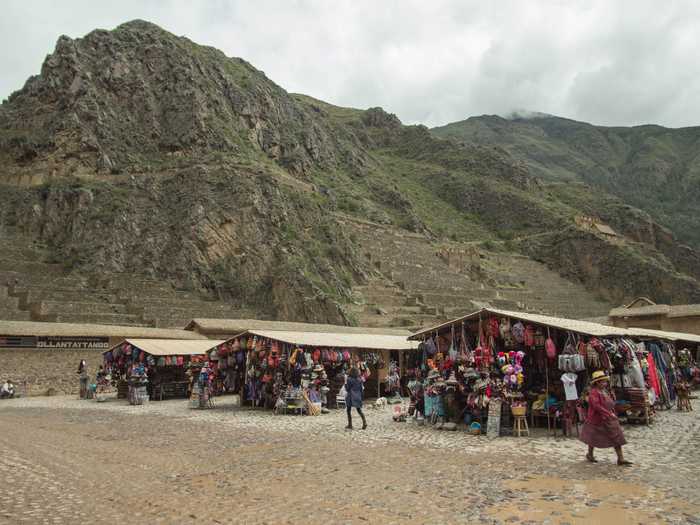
[511,405,527,417]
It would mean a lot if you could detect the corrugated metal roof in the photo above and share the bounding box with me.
[185,318,413,337]
[225,330,419,351]
[107,339,223,356]
[409,307,700,344]
[0,320,206,339]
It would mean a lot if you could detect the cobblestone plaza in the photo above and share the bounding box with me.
[1,396,698,524]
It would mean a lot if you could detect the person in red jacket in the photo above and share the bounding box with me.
[580,370,632,465]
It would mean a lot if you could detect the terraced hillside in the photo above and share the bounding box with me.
[0,226,254,328]
[343,216,613,329]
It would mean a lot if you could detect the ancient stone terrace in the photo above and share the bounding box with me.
[0,228,252,328]
[343,217,613,329]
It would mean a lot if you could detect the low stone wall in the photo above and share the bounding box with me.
[0,347,104,396]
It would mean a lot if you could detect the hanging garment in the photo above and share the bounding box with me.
[646,353,661,398]
[560,372,579,400]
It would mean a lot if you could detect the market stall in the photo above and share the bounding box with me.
[207,330,419,413]
[408,307,700,437]
[103,339,221,402]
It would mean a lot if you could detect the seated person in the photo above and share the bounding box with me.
[1,380,15,398]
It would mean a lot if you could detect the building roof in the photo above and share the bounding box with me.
[185,318,413,337]
[0,320,206,339]
[410,307,630,339]
[409,307,700,344]
[107,338,222,356]
[666,304,700,318]
[623,327,700,344]
[594,223,617,236]
[609,305,672,318]
[221,330,419,351]
[624,297,657,308]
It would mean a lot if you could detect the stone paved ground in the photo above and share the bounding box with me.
[0,395,698,524]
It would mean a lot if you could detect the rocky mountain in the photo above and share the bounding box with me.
[432,114,700,250]
[1,20,699,327]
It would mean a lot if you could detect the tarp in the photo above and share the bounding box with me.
[106,338,223,356]
[224,330,418,351]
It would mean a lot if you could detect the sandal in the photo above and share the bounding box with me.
[617,460,633,466]
[586,454,598,463]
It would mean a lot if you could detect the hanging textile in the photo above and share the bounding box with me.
[646,353,661,398]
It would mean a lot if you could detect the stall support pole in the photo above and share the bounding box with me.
[545,363,551,434]
[377,366,380,399]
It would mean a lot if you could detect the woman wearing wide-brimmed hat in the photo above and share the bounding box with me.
[580,370,632,465]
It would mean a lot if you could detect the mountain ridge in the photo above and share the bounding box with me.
[1,20,699,328]
[432,114,700,249]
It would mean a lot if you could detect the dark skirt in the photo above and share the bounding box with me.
[580,419,627,448]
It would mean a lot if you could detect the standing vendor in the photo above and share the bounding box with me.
[77,360,88,399]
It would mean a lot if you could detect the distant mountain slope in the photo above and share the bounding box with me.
[432,115,700,249]
[1,20,699,326]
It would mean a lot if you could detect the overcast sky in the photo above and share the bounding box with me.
[2,0,699,128]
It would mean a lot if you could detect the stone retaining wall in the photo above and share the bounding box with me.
[0,347,104,396]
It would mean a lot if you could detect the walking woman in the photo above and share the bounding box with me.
[345,367,367,430]
[581,370,632,465]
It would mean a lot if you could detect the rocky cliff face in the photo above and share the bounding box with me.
[1,20,699,323]
[0,20,368,181]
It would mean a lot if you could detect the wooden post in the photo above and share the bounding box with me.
[377,360,380,398]
[543,328,550,433]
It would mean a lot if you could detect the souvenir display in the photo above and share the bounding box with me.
[103,341,208,402]
[410,310,696,436]
[207,333,390,415]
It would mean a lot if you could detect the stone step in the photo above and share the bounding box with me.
[0,307,31,321]
[0,293,20,309]
[150,318,194,329]
[353,293,409,307]
[352,284,403,294]
[32,300,130,316]
[141,304,244,319]
[133,296,228,309]
[95,274,179,294]
[15,286,120,305]
[0,270,83,288]
[49,312,149,326]
[362,304,424,315]
[415,291,496,306]
[0,285,7,300]
[0,258,64,274]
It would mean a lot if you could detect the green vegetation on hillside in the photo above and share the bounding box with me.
[432,115,700,248]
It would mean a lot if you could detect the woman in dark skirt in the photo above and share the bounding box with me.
[581,370,632,465]
[345,367,367,430]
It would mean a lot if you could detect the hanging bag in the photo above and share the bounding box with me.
[558,333,586,372]
[545,327,557,360]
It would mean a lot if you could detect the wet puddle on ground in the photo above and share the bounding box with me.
[487,475,694,524]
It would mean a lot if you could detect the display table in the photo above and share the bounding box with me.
[155,381,189,401]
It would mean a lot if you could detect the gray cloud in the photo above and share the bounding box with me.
[2,0,700,128]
